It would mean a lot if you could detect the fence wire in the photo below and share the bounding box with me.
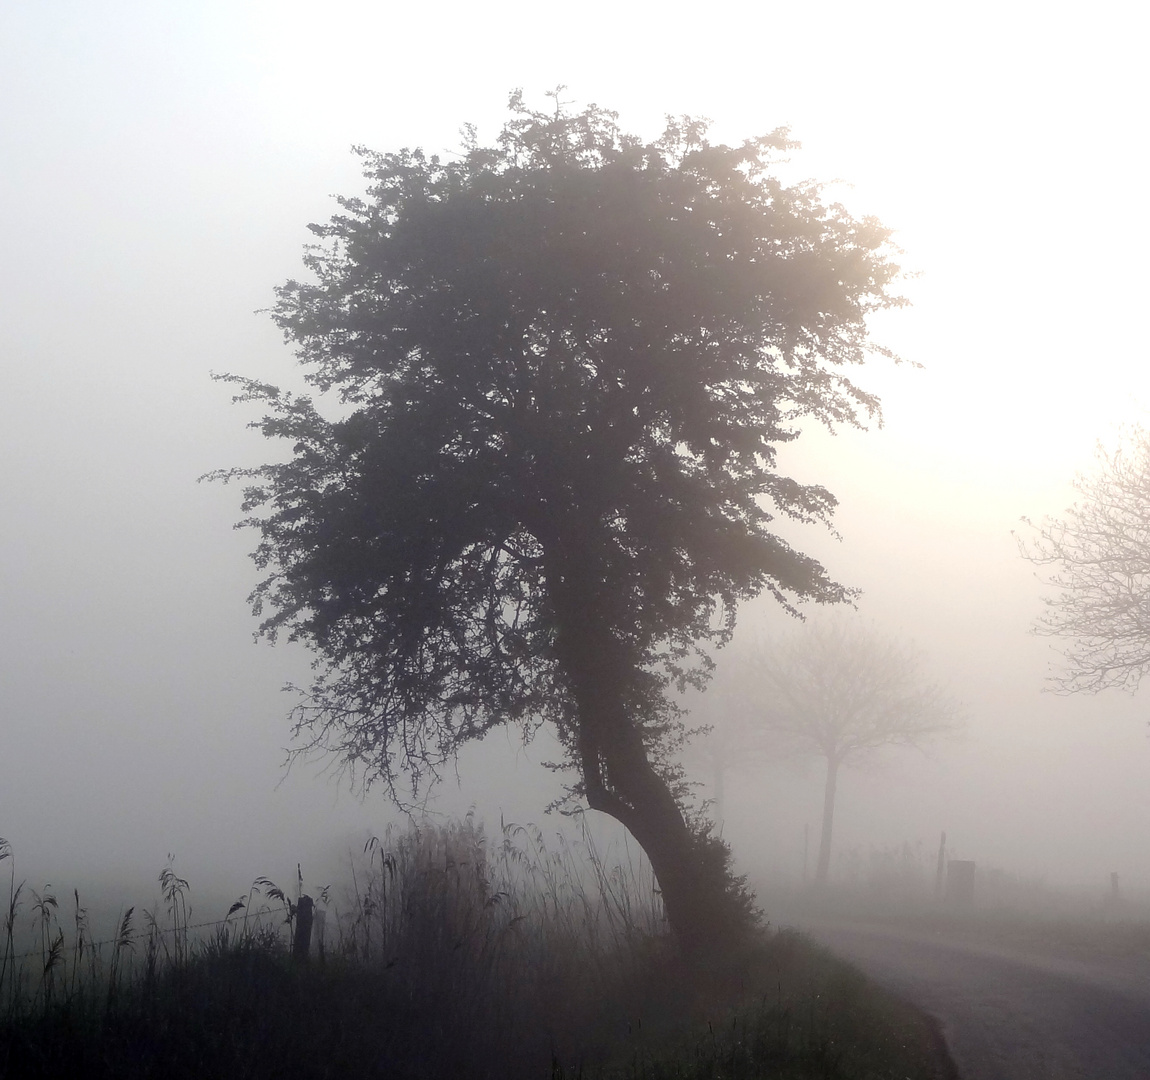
[3,908,295,966]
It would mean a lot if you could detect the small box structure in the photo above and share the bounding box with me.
[946,860,976,909]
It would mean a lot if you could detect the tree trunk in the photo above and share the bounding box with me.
[934,830,947,900]
[713,761,726,828]
[547,563,748,952]
[583,719,716,950]
[814,756,839,888]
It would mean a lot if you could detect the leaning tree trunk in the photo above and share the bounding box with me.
[814,755,840,888]
[579,700,738,952]
[550,595,750,952]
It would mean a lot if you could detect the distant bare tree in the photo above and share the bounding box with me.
[1018,424,1150,694]
[683,643,769,827]
[731,617,962,887]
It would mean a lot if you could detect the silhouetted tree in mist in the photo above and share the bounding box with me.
[682,640,773,827]
[726,618,961,888]
[1019,423,1150,694]
[209,90,904,950]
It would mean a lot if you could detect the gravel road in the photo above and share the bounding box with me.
[796,920,1150,1079]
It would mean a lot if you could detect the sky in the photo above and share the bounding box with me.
[2,0,1150,918]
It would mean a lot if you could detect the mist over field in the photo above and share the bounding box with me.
[3,0,1150,942]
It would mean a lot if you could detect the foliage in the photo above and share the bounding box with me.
[211,91,901,795]
[1018,423,1150,693]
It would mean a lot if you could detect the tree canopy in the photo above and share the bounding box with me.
[1019,423,1150,694]
[211,92,904,946]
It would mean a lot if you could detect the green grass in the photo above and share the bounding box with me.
[0,822,955,1080]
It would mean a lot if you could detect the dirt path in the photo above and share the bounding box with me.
[797,920,1150,1079]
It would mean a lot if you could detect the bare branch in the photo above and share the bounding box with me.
[1018,424,1150,694]
[741,616,963,765]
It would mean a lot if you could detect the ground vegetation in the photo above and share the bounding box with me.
[0,823,956,1079]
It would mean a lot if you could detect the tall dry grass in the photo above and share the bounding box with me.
[0,819,953,1079]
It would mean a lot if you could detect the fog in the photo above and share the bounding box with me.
[3,0,1150,926]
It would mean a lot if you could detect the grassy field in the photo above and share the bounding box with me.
[0,821,956,1079]
[759,862,1150,967]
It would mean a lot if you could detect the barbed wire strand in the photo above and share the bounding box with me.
[2,908,301,966]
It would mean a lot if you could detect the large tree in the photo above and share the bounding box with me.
[211,93,903,949]
[726,618,961,888]
[1019,424,1150,693]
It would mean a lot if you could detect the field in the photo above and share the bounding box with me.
[0,819,955,1079]
[758,838,1150,967]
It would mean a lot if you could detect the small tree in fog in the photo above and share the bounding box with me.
[1019,424,1150,694]
[210,92,904,950]
[731,618,961,887]
[682,641,772,827]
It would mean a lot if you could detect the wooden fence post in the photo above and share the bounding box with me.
[313,907,326,963]
[292,895,314,962]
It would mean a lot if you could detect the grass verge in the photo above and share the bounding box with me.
[0,822,956,1079]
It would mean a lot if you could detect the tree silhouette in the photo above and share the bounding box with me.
[681,639,773,827]
[1019,423,1150,693]
[210,92,904,949]
[726,618,961,888]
